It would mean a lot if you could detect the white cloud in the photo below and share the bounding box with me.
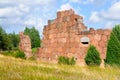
[0,0,57,37]
[104,21,120,29]
[111,0,120,4]
[58,3,73,11]
[24,18,36,26]
[101,1,120,20]
[69,0,107,5]
[0,0,55,5]
[36,18,44,36]
[18,4,30,13]
[0,4,30,18]
[24,17,44,27]
[58,3,80,15]
[89,1,120,29]
[89,12,102,23]
[0,7,22,18]
[69,0,81,3]
[89,1,120,22]
[36,18,43,28]
[105,21,115,29]
[0,0,56,18]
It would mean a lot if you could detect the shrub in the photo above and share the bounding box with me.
[32,48,37,53]
[85,45,101,66]
[15,51,26,59]
[2,50,26,59]
[69,57,76,65]
[58,56,76,65]
[58,56,67,64]
[2,51,14,56]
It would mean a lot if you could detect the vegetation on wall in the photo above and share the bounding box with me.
[85,45,101,66]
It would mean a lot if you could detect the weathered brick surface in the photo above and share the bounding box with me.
[19,32,32,58]
[36,9,111,65]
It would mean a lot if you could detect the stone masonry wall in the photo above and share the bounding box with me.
[37,9,111,65]
[19,32,32,58]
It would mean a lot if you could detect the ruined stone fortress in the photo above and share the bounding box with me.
[19,9,111,65]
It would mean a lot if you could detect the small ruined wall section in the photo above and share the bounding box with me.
[37,9,87,62]
[19,32,32,58]
[78,28,111,60]
[89,29,111,59]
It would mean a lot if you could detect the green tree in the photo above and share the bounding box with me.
[85,45,101,66]
[0,26,12,50]
[24,27,41,48]
[105,31,120,65]
[9,32,20,49]
[0,26,5,34]
[0,27,4,50]
[112,25,120,41]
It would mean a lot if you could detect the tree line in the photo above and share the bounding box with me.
[0,26,41,51]
[0,27,19,51]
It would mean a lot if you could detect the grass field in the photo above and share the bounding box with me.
[0,54,120,80]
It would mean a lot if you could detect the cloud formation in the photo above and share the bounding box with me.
[58,3,73,11]
[0,0,57,35]
[69,0,108,5]
[89,1,120,29]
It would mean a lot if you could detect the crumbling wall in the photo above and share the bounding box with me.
[37,9,87,62]
[19,32,32,58]
[76,28,111,65]
[38,10,87,60]
[37,9,111,65]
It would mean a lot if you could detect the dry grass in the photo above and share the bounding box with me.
[0,54,120,80]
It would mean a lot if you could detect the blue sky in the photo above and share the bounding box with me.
[0,0,120,37]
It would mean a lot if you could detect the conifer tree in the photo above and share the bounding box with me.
[105,31,120,65]
[85,45,101,66]
[113,25,120,41]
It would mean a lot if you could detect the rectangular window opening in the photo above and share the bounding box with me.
[81,42,89,44]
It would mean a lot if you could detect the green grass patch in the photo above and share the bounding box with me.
[32,48,37,53]
[1,50,26,59]
[0,54,120,80]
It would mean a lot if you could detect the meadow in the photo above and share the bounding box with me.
[0,54,120,80]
